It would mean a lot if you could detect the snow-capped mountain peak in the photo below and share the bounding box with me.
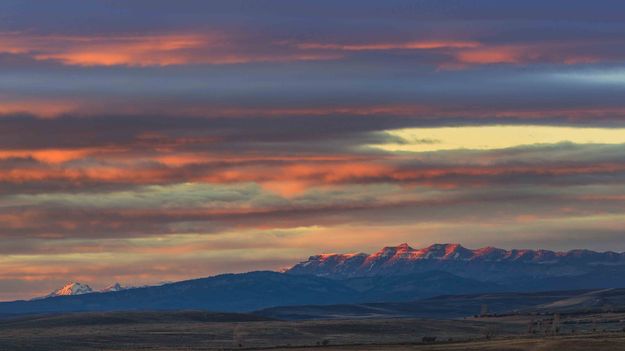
[101,283,126,292]
[46,282,93,298]
[35,281,136,300]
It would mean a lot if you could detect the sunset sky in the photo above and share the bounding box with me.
[2,0,625,300]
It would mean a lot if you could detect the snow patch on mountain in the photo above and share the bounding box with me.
[101,283,127,292]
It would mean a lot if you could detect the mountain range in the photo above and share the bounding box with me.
[3,243,625,317]
[286,243,625,284]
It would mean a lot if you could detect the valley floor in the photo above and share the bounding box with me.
[275,335,625,351]
[1,311,625,350]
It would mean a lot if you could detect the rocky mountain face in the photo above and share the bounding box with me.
[285,243,625,284]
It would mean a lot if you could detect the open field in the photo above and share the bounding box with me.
[0,311,516,350]
[274,335,625,351]
[2,310,625,350]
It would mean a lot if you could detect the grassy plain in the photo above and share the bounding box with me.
[1,310,624,350]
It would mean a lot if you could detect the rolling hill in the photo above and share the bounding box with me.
[0,270,492,316]
[256,288,625,320]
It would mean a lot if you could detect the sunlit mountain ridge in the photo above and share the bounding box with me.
[286,243,625,279]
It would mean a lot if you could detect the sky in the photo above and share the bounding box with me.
[2,0,625,300]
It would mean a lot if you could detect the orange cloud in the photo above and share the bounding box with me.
[2,30,622,70]
[34,34,209,66]
[0,100,81,118]
[0,148,106,164]
[294,38,618,68]
[452,43,614,67]
[154,153,365,167]
[3,149,625,195]
[174,104,435,118]
[0,32,341,67]
[0,95,437,119]
[297,40,480,51]
[261,181,312,197]
[455,46,523,64]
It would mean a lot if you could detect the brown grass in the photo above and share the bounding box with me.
[1,311,625,350]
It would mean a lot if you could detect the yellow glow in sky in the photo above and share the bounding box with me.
[372,125,625,152]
